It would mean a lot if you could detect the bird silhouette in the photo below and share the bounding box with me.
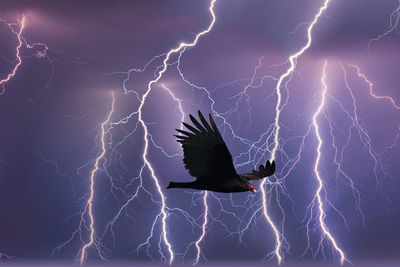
[167,111,275,194]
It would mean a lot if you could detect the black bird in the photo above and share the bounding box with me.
[167,111,275,194]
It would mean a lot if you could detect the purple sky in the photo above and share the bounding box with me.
[0,0,399,264]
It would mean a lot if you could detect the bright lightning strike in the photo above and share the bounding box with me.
[136,0,217,264]
[193,191,208,265]
[261,0,332,263]
[312,60,346,264]
[79,92,115,264]
[160,84,207,265]
[270,0,332,161]
[0,15,25,95]
[259,183,283,264]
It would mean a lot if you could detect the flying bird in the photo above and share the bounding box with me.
[167,111,276,194]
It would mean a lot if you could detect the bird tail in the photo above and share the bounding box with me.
[166,181,193,189]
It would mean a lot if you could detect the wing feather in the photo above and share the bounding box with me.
[176,111,238,182]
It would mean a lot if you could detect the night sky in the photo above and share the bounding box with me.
[0,0,399,265]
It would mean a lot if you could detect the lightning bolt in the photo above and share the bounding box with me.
[259,0,333,263]
[102,1,217,264]
[193,191,208,265]
[1,14,85,101]
[0,15,25,95]
[1,14,95,261]
[160,83,208,265]
[79,92,115,264]
[270,0,332,161]
[136,0,216,256]
[309,60,346,264]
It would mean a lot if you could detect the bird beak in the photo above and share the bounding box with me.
[252,189,256,194]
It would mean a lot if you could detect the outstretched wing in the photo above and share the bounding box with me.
[240,160,275,180]
[175,111,238,182]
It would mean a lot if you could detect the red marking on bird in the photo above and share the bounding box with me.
[246,182,256,194]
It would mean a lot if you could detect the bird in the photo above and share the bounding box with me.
[167,110,276,194]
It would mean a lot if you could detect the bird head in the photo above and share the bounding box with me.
[245,181,256,194]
